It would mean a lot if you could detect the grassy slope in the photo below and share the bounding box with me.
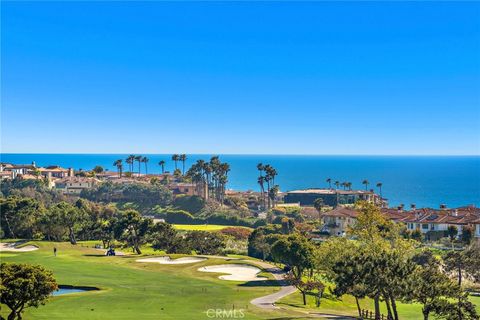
[0,242,296,320]
[278,286,480,319]
[172,224,252,231]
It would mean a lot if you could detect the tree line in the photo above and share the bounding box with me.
[186,156,230,202]
[0,196,226,256]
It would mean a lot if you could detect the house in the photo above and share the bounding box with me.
[0,171,14,180]
[38,166,72,179]
[55,177,98,195]
[168,182,196,196]
[320,206,359,236]
[5,163,36,176]
[321,205,480,239]
[95,171,120,180]
[398,206,480,238]
[284,188,384,207]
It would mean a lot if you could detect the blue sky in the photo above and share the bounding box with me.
[2,1,479,155]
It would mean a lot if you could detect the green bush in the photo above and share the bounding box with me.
[173,195,205,214]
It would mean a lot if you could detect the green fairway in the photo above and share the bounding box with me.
[0,242,294,320]
[172,224,252,231]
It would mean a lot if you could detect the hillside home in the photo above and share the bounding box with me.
[55,177,98,195]
[284,188,384,207]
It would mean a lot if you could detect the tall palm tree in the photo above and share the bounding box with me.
[326,178,332,189]
[179,154,187,175]
[135,155,142,175]
[314,198,324,222]
[346,182,352,191]
[362,179,369,191]
[334,181,340,189]
[142,156,149,174]
[269,167,278,186]
[126,155,135,173]
[158,160,165,174]
[257,176,266,210]
[376,182,383,198]
[263,165,273,208]
[172,154,179,171]
[257,163,264,175]
[268,185,279,208]
[113,159,123,177]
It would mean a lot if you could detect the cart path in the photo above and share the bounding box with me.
[248,260,297,310]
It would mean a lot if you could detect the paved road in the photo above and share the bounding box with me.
[248,261,297,309]
[248,261,358,319]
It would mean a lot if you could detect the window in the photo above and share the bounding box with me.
[422,224,429,230]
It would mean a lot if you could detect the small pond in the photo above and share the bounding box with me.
[52,286,98,296]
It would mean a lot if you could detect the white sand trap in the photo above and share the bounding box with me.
[0,242,38,252]
[136,256,207,265]
[198,264,268,281]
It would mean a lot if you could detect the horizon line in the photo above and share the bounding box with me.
[1,152,479,157]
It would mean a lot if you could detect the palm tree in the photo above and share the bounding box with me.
[314,198,324,223]
[135,155,142,175]
[362,179,369,191]
[257,176,266,210]
[269,185,279,208]
[158,160,165,174]
[346,182,352,191]
[334,181,340,189]
[326,178,332,189]
[376,182,383,198]
[142,156,149,174]
[257,163,264,175]
[172,154,179,171]
[179,154,187,175]
[126,155,135,173]
[113,159,123,177]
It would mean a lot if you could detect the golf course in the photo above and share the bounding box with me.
[3,241,478,320]
[0,241,299,320]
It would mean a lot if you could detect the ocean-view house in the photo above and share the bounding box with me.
[39,166,72,179]
[400,206,480,239]
[284,188,383,207]
[320,206,359,236]
[54,177,99,195]
[320,205,480,240]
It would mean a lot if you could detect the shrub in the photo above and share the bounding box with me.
[220,227,252,240]
[184,231,226,255]
[173,195,205,214]
[163,210,195,224]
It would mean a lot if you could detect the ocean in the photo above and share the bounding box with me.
[1,154,479,209]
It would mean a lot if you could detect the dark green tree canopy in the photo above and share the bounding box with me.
[0,263,58,320]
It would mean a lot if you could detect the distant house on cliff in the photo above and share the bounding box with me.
[55,177,99,195]
[320,206,359,236]
[38,166,72,179]
[284,188,383,207]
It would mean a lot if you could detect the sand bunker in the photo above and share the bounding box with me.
[0,242,38,252]
[136,256,207,265]
[198,264,268,281]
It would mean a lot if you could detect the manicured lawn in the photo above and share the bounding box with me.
[0,241,294,320]
[278,286,480,319]
[172,224,252,231]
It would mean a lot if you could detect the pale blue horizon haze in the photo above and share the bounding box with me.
[1,1,480,154]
